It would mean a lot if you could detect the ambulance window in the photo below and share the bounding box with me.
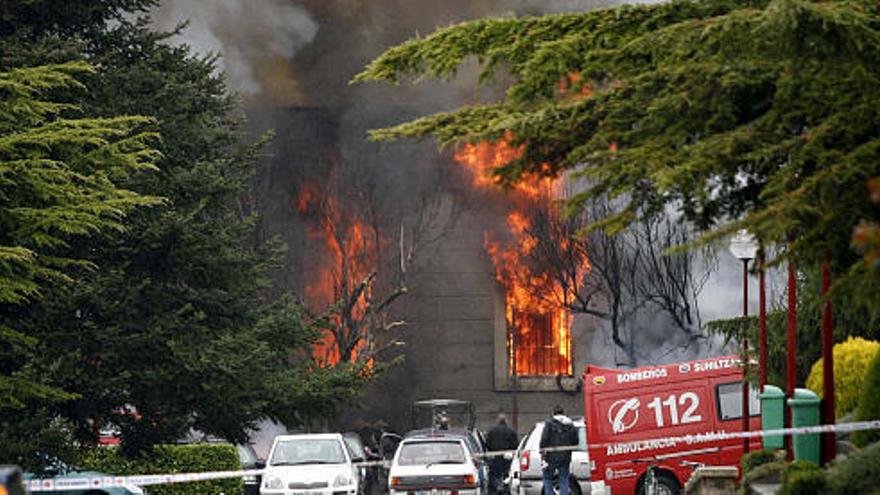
[717,382,761,420]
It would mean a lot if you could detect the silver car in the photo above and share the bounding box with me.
[506,420,607,495]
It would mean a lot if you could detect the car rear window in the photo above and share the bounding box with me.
[397,441,466,466]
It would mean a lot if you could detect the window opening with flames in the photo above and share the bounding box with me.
[454,129,588,377]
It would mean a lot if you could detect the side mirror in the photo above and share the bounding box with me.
[255,460,266,470]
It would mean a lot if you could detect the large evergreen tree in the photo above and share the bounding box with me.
[354,0,880,302]
[1,1,367,463]
[0,61,160,468]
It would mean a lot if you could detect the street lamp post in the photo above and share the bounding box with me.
[730,230,758,454]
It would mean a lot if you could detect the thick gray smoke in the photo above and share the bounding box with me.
[152,0,317,101]
[150,0,768,438]
[150,0,760,350]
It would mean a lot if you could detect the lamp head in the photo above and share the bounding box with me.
[729,229,759,260]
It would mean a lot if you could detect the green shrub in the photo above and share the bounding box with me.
[806,337,880,418]
[741,449,779,474]
[82,444,243,495]
[780,461,825,495]
[854,350,880,447]
[781,469,827,495]
[740,461,786,495]
[826,440,880,495]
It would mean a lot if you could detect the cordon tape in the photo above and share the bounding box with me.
[23,420,880,492]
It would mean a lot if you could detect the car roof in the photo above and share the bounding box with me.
[412,399,472,407]
[273,433,343,441]
[404,429,472,440]
[533,418,586,428]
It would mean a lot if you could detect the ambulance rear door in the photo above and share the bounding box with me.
[709,376,762,466]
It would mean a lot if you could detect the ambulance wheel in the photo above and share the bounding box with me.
[635,472,680,495]
[549,477,581,495]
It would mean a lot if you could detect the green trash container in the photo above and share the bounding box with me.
[788,388,821,464]
[760,385,786,449]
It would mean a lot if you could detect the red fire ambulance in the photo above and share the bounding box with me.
[583,356,761,494]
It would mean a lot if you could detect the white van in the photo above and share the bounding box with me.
[261,433,360,495]
[507,420,607,495]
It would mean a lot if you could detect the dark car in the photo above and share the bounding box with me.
[343,433,370,495]
[236,444,265,495]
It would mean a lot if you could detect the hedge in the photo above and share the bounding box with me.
[82,444,244,495]
[826,440,880,495]
[853,350,880,447]
[779,461,825,495]
[806,337,880,418]
[741,449,778,474]
[738,461,786,495]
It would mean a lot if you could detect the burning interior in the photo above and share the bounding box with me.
[454,134,588,377]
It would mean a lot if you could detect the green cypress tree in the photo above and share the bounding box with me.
[354,0,880,298]
[2,2,368,460]
[0,61,160,467]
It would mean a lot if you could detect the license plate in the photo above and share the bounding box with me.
[291,491,321,495]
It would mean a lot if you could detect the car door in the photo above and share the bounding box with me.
[569,425,591,482]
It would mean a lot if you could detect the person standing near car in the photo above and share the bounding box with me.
[486,414,518,494]
[539,405,578,495]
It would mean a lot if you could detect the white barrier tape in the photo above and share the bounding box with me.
[26,469,264,492]
[25,420,880,491]
[473,419,880,459]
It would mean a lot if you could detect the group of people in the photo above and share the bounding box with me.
[353,419,402,495]
[486,405,579,495]
[354,405,578,495]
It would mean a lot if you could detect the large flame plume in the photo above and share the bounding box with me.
[454,132,589,376]
[295,167,383,367]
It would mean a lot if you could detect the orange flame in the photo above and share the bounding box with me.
[455,134,588,376]
[295,179,380,367]
[453,131,557,200]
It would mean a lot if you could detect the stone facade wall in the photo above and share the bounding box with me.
[353,206,591,436]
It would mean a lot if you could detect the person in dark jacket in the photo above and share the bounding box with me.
[539,405,578,495]
[486,414,519,494]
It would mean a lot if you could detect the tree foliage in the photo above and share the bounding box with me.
[1,2,369,464]
[355,0,880,300]
[0,61,159,419]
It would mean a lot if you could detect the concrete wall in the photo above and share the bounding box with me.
[350,204,591,437]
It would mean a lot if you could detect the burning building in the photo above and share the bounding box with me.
[153,0,699,435]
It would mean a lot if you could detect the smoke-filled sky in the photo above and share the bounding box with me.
[149,0,773,348]
[149,0,669,105]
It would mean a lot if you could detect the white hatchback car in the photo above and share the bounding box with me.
[261,433,360,495]
[507,420,607,495]
[389,431,486,495]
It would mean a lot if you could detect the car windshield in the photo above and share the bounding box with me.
[237,444,259,465]
[397,441,466,466]
[270,439,346,466]
[343,436,365,461]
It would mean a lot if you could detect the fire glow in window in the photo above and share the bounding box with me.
[509,309,572,376]
[454,134,585,378]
